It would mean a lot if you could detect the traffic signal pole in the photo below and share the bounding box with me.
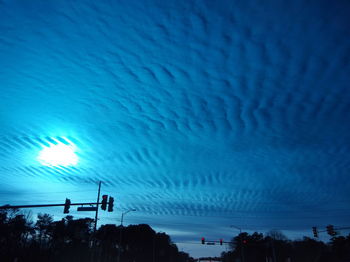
[94,181,102,233]
[312,225,350,237]
[1,180,114,239]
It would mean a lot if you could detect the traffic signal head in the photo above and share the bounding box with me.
[312,227,318,238]
[108,196,114,212]
[64,198,71,214]
[220,239,223,245]
[201,237,205,244]
[101,195,108,210]
[243,240,247,244]
[326,225,336,236]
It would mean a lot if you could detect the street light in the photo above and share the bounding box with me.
[120,208,136,226]
[230,225,242,234]
[118,209,136,262]
[230,225,244,262]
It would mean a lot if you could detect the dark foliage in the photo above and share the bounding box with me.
[0,209,194,262]
[221,230,350,262]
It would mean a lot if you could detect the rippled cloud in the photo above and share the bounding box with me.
[1,0,350,257]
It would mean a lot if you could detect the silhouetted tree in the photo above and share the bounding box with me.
[0,209,34,262]
[95,224,120,261]
[35,213,54,247]
[222,231,350,262]
[95,223,194,262]
[329,235,350,262]
[266,229,288,241]
[291,237,327,262]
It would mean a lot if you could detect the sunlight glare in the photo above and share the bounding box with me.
[38,143,78,166]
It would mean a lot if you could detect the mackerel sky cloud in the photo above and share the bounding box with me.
[1,0,350,257]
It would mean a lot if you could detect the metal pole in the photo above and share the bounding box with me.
[94,181,102,233]
[118,213,123,262]
[118,209,136,262]
[230,225,244,262]
[0,202,101,209]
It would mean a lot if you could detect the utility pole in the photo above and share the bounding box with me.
[94,181,102,233]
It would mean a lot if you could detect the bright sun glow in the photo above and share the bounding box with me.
[38,143,78,166]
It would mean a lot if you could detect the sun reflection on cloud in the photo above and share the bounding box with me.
[37,143,78,167]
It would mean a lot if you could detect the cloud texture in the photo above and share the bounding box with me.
[1,0,350,256]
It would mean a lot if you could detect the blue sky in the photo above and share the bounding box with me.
[1,0,350,257]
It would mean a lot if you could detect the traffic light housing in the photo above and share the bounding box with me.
[326,225,336,236]
[220,239,223,245]
[108,196,114,212]
[101,195,108,210]
[64,198,71,214]
[201,237,205,244]
[312,227,318,238]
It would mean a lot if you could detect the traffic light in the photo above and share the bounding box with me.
[201,237,205,244]
[101,195,108,210]
[220,239,223,245]
[64,198,71,214]
[312,227,318,238]
[243,239,247,244]
[326,225,336,236]
[108,196,114,212]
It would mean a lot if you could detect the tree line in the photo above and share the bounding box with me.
[2,208,350,262]
[0,209,195,262]
[221,230,350,262]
